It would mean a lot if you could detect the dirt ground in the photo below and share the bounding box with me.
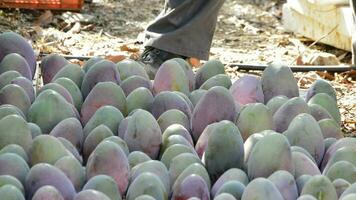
[0,0,354,135]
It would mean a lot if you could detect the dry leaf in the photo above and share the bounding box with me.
[120,44,140,53]
[105,54,126,63]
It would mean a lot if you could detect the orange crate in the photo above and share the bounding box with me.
[0,0,84,10]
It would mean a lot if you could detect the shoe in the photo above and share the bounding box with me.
[139,46,187,79]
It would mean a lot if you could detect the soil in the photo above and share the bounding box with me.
[0,0,354,135]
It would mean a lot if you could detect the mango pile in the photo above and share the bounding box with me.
[0,31,354,200]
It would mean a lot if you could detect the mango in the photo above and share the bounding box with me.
[58,137,83,164]
[324,138,337,153]
[172,58,195,91]
[247,133,294,179]
[81,60,121,98]
[243,132,265,164]
[54,156,85,191]
[172,174,210,200]
[308,93,341,124]
[195,59,225,88]
[308,104,332,122]
[128,151,151,169]
[29,135,73,165]
[83,56,104,72]
[81,82,126,124]
[341,194,356,200]
[130,160,170,194]
[0,84,31,115]
[86,141,129,194]
[118,116,131,139]
[284,113,325,164]
[28,90,77,134]
[173,163,211,192]
[0,175,24,194]
[161,144,196,168]
[52,63,85,87]
[215,181,245,200]
[200,74,232,90]
[28,122,42,138]
[189,89,207,107]
[38,83,74,105]
[162,124,193,147]
[121,75,152,96]
[0,153,29,184]
[152,91,192,119]
[0,144,28,163]
[266,95,288,115]
[157,109,190,132]
[273,97,310,133]
[204,121,244,182]
[191,86,236,142]
[292,152,321,178]
[25,163,76,200]
[124,109,162,159]
[323,147,356,174]
[211,168,249,197]
[50,117,83,151]
[297,195,318,200]
[0,53,31,79]
[135,195,156,200]
[214,193,237,200]
[321,138,356,171]
[340,183,356,199]
[268,170,298,200]
[0,32,36,78]
[116,59,149,81]
[83,125,114,162]
[126,172,167,200]
[296,175,313,195]
[0,114,32,152]
[169,153,201,186]
[83,175,122,200]
[10,76,35,103]
[0,70,22,89]
[324,161,356,184]
[319,118,343,139]
[126,87,154,114]
[291,146,317,164]
[241,178,284,200]
[161,135,193,155]
[172,91,194,113]
[0,104,25,120]
[32,185,65,200]
[230,75,264,105]
[236,103,274,140]
[195,123,219,158]
[40,54,69,84]
[0,184,24,200]
[153,59,190,95]
[305,79,337,102]
[74,190,111,200]
[83,105,124,138]
[300,175,338,200]
[261,63,299,103]
[54,77,84,110]
[103,136,130,156]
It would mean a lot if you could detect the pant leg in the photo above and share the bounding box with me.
[351,0,356,64]
[144,0,225,60]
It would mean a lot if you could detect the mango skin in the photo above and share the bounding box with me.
[268,170,298,200]
[25,163,76,200]
[211,168,249,197]
[32,185,65,200]
[83,175,122,200]
[195,59,225,88]
[40,54,69,84]
[86,141,129,195]
[0,53,32,80]
[261,63,299,103]
[0,84,31,115]
[300,175,338,200]
[0,153,29,185]
[230,75,264,105]
[74,190,111,200]
[191,86,236,142]
[0,32,37,78]
[204,121,244,182]
[52,63,85,88]
[172,174,210,200]
[241,178,284,200]
[247,133,294,180]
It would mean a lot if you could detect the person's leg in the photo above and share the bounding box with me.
[140,0,225,78]
[351,0,356,64]
[144,0,225,60]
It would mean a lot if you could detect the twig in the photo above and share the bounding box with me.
[290,25,339,65]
